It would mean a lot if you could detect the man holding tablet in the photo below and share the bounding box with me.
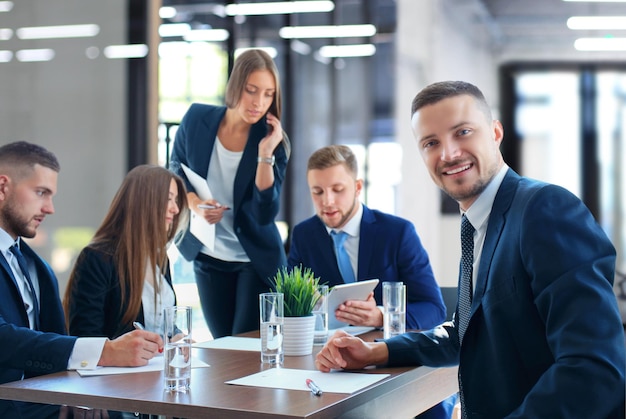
[288,145,446,330]
[288,145,452,418]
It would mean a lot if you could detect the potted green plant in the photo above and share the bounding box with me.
[271,265,323,355]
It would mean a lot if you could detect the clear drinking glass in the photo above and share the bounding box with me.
[163,306,192,392]
[383,282,406,339]
[312,285,329,345]
[259,292,284,365]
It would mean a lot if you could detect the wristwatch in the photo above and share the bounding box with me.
[257,155,275,166]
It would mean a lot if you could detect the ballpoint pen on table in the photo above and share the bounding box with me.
[306,378,323,396]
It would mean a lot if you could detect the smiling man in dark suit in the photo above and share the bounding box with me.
[315,81,625,418]
[0,141,164,419]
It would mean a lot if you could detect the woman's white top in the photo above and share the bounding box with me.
[201,137,250,262]
[141,266,176,333]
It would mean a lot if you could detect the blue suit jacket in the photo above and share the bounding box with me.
[169,104,288,286]
[385,169,625,418]
[0,241,76,417]
[288,206,446,330]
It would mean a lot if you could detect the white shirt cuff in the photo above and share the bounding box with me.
[67,337,107,370]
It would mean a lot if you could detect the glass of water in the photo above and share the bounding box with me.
[163,306,192,392]
[259,292,284,365]
[383,282,406,339]
[312,285,329,345]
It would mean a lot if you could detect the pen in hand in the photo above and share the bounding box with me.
[306,378,323,396]
[198,204,231,210]
[133,322,163,353]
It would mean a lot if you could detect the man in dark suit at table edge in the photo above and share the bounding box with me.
[0,141,164,419]
[315,81,625,418]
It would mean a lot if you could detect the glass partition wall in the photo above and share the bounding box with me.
[157,0,399,340]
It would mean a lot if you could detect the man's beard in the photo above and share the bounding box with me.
[0,201,36,239]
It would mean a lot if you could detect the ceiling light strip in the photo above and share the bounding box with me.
[574,37,626,50]
[318,44,376,58]
[17,24,100,40]
[225,1,334,16]
[568,16,626,30]
[280,24,376,39]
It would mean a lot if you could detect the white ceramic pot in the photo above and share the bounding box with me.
[282,315,316,356]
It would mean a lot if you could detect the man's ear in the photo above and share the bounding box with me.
[0,175,10,200]
[355,178,364,196]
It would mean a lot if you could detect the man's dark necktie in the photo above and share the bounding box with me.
[330,230,355,283]
[10,243,40,330]
[458,214,475,343]
[458,215,475,419]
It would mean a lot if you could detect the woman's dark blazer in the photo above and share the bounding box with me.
[66,245,176,339]
[169,104,289,286]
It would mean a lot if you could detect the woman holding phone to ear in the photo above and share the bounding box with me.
[169,49,291,339]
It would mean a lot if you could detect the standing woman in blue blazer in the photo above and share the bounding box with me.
[169,49,290,338]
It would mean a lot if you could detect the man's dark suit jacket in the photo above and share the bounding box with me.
[288,205,446,330]
[0,241,76,417]
[385,169,626,418]
[169,103,288,286]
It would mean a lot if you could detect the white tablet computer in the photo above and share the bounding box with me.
[327,279,379,329]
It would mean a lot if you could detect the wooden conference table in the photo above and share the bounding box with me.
[0,330,458,419]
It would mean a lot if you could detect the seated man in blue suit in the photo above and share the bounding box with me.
[0,141,164,419]
[288,145,454,419]
[315,81,626,418]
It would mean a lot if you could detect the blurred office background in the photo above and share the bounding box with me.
[1,0,625,339]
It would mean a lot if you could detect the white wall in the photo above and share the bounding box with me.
[395,0,498,287]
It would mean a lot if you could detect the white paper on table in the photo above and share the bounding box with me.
[193,336,261,352]
[226,368,389,394]
[76,355,210,377]
[181,163,215,251]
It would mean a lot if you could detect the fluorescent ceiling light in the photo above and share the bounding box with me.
[564,0,626,2]
[568,16,626,29]
[160,6,177,19]
[318,44,376,58]
[574,37,626,50]
[183,29,229,42]
[0,2,12,12]
[225,1,334,16]
[17,24,99,40]
[0,50,11,62]
[235,47,277,58]
[16,48,55,62]
[0,28,12,40]
[103,44,148,59]
[159,23,191,38]
[280,24,376,39]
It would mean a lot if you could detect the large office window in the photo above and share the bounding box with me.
[506,67,626,275]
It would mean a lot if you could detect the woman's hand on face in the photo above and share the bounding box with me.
[258,112,283,158]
